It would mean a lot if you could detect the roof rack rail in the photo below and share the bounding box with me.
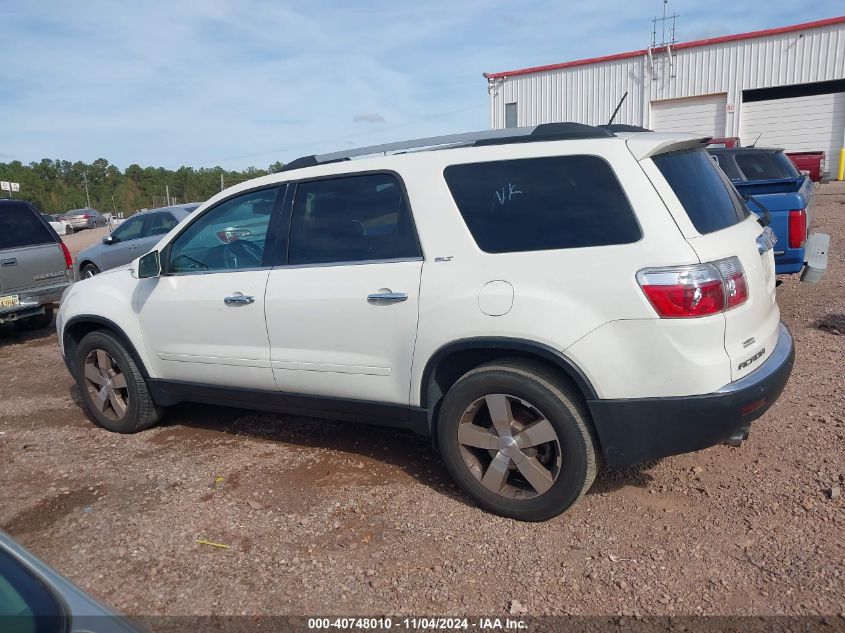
[598,124,653,133]
[280,122,613,172]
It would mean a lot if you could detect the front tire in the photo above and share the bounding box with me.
[437,360,597,521]
[73,330,162,433]
[80,263,100,278]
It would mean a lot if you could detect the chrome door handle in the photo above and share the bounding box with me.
[224,295,255,305]
[367,291,408,305]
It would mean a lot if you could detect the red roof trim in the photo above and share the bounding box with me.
[484,15,845,80]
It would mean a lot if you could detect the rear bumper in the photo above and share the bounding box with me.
[799,233,829,284]
[0,282,69,323]
[587,322,794,468]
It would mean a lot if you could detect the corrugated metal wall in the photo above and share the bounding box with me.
[489,20,845,137]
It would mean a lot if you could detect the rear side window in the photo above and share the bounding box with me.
[653,149,748,235]
[145,212,178,236]
[0,203,55,249]
[734,153,789,180]
[443,155,640,253]
[289,173,421,265]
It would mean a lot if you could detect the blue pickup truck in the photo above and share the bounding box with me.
[708,147,829,281]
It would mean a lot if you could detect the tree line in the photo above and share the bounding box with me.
[0,158,286,216]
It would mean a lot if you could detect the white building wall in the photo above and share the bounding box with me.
[489,19,845,138]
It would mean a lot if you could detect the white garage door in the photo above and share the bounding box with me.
[650,94,727,136]
[741,91,845,165]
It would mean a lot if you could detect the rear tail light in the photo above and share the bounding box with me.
[58,241,73,270]
[81,214,92,219]
[637,256,748,318]
[715,257,748,309]
[788,210,806,249]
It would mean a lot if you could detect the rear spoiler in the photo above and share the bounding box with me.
[625,133,711,160]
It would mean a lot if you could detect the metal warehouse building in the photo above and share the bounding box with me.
[484,16,845,178]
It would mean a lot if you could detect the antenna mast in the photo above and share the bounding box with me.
[648,0,678,81]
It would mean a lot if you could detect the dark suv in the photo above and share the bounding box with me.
[0,200,73,329]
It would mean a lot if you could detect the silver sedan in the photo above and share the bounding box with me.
[59,208,109,230]
[75,203,200,279]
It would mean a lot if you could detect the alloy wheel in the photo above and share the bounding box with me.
[457,393,561,499]
[83,349,129,421]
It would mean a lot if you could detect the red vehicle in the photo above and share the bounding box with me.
[787,151,825,182]
[706,137,741,149]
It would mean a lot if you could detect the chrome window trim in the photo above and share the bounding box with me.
[161,265,275,277]
[273,256,424,270]
[161,256,424,277]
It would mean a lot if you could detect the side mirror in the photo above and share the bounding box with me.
[137,250,161,279]
[103,235,119,245]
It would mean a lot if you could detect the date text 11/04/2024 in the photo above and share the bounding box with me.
[307,617,528,630]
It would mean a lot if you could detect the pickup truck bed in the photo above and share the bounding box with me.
[708,148,828,281]
[734,176,814,274]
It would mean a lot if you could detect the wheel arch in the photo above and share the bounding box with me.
[77,259,98,274]
[63,315,151,380]
[419,338,599,441]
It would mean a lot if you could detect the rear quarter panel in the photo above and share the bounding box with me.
[401,139,719,404]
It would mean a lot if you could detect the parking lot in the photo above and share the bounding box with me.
[0,186,843,617]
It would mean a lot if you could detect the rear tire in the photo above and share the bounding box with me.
[14,308,53,331]
[81,263,100,278]
[437,360,597,521]
[73,330,162,433]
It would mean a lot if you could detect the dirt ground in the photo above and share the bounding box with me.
[1,186,843,618]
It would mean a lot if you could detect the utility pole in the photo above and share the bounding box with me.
[82,172,91,208]
[220,173,224,192]
[165,184,170,207]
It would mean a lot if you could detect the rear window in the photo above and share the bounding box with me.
[443,155,640,253]
[653,149,748,235]
[707,152,742,180]
[770,152,802,178]
[734,153,793,181]
[0,203,56,249]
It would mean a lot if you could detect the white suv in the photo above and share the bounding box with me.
[57,124,794,521]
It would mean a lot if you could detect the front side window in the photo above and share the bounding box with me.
[288,173,420,265]
[167,187,278,273]
[110,215,145,241]
[444,155,640,253]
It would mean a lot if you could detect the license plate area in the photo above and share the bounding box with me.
[0,294,20,309]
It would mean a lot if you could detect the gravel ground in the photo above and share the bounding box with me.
[1,186,843,618]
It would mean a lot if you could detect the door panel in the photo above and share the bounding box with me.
[265,261,422,404]
[136,270,275,389]
[265,172,423,406]
[135,186,283,389]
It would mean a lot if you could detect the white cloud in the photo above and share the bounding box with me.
[0,0,840,169]
[354,112,386,123]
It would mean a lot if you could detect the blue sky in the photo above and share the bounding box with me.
[1,0,841,170]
